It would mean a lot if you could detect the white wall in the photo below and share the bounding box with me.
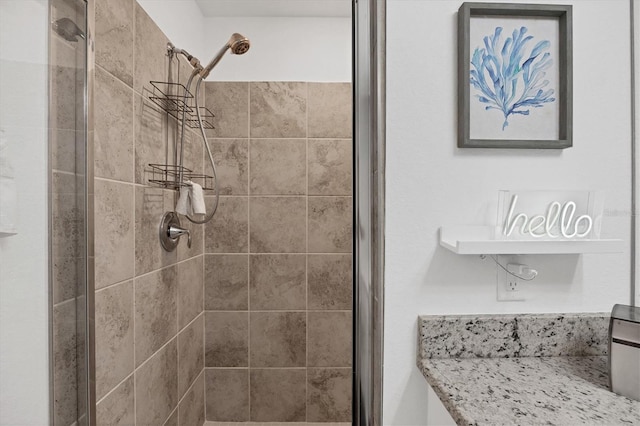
[385,0,632,424]
[202,16,351,81]
[137,1,352,82]
[0,1,50,424]
[137,0,208,60]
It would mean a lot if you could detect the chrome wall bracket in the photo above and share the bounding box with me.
[159,211,191,252]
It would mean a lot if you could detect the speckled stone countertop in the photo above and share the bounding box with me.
[417,313,640,426]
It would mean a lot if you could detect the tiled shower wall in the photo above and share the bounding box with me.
[93,1,205,424]
[91,1,352,424]
[202,81,353,422]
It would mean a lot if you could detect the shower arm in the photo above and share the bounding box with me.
[167,42,201,69]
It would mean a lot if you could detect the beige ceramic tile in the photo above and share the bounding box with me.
[52,300,77,426]
[96,375,134,426]
[51,128,77,173]
[308,139,353,195]
[135,339,178,426]
[177,256,204,329]
[250,312,306,367]
[250,139,306,195]
[250,82,307,138]
[178,315,204,398]
[308,311,352,367]
[51,172,80,303]
[249,197,306,253]
[308,197,352,253]
[95,281,134,400]
[182,127,205,182]
[205,312,248,367]
[205,255,249,310]
[204,196,249,253]
[134,266,178,366]
[205,82,249,138]
[249,369,306,422]
[134,186,177,276]
[95,0,133,87]
[165,409,179,426]
[209,138,249,195]
[76,295,88,418]
[179,372,205,426]
[134,95,167,185]
[178,314,204,398]
[94,179,134,289]
[308,255,352,310]
[51,62,78,131]
[133,3,169,95]
[52,249,77,305]
[176,206,205,262]
[249,255,306,310]
[49,32,79,128]
[308,83,352,138]
[307,368,352,422]
[205,369,249,422]
[94,66,134,182]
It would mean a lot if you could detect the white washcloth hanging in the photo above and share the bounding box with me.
[190,182,206,215]
[175,181,192,216]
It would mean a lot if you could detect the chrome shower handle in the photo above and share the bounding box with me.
[159,212,191,251]
[168,224,191,248]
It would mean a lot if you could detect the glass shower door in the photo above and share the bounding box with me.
[49,0,91,424]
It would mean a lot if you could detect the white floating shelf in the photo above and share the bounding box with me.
[440,226,625,255]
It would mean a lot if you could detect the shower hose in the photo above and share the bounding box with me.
[177,70,220,225]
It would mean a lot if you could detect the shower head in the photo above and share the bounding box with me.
[52,17,85,42]
[229,33,250,55]
[199,33,250,79]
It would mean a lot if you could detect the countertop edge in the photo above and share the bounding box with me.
[418,359,472,426]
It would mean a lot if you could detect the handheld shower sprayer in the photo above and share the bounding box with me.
[170,33,250,225]
[199,33,250,79]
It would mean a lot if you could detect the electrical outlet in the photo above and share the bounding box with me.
[497,262,526,302]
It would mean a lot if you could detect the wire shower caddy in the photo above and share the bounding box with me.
[146,81,216,191]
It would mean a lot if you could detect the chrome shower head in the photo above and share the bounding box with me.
[229,33,250,55]
[200,33,250,79]
[52,17,85,42]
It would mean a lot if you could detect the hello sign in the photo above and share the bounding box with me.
[496,191,603,240]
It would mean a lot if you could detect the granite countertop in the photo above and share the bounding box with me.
[417,313,640,426]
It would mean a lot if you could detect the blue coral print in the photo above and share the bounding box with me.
[470,26,555,130]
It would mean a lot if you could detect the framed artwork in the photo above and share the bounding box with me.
[458,3,572,148]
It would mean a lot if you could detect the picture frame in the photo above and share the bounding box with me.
[458,2,572,149]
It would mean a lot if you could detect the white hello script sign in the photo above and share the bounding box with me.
[497,191,602,240]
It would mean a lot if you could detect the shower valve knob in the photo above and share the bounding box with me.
[159,212,191,251]
[168,224,191,248]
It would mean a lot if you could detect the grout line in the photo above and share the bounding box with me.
[203,251,208,422]
[175,369,207,422]
[95,254,201,295]
[51,169,78,178]
[131,5,137,423]
[95,371,134,407]
[305,81,310,422]
[133,335,177,378]
[247,81,252,421]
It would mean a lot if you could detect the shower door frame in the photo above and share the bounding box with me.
[353,0,385,424]
[48,0,96,424]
